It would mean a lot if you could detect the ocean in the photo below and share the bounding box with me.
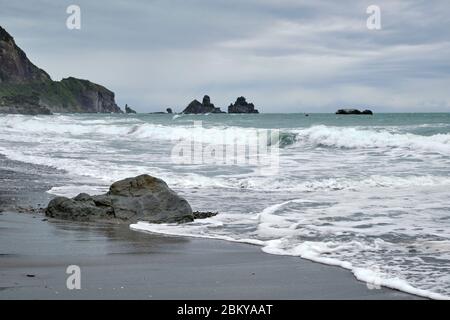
[1,112,450,299]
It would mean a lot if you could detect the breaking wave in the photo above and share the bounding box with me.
[291,125,450,154]
[2,115,450,154]
[2,113,450,300]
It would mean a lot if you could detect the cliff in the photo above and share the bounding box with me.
[0,26,122,114]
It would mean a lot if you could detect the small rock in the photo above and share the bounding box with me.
[193,211,218,219]
[125,104,137,114]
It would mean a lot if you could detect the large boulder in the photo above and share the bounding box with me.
[45,175,193,223]
[228,96,259,113]
[182,95,224,114]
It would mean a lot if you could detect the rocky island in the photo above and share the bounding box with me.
[228,96,259,113]
[182,95,225,114]
[0,26,122,115]
[125,104,137,114]
[181,95,260,114]
[336,109,373,115]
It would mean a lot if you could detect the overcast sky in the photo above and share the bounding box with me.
[1,0,449,112]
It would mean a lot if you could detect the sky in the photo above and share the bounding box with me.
[1,0,450,112]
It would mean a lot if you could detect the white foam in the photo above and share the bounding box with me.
[293,125,450,155]
[352,268,449,300]
[130,191,450,300]
[228,175,450,192]
[261,239,449,300]
[46,185,109,198]
[2,116,450,155]
[130,221,265,246]
[0,114,273,146]
[131,220,450,300]
[3,114,450,300]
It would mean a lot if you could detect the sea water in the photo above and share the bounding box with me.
[1,112,450,299]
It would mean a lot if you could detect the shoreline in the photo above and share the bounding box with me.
[0,154,422,299]
[0,211,420,300]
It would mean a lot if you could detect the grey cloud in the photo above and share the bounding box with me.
[1,0,449,112]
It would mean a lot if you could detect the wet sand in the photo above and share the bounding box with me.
[0,211,420,299]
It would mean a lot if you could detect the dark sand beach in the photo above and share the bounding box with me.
[0,211,420,300]
[0,156,421,300]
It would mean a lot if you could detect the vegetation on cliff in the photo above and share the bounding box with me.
[0,26,122,114]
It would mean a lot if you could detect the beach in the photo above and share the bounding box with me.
[2,113,450,299]
[1,0,450,302]
[0,211,419,300]
[0,154,420,300]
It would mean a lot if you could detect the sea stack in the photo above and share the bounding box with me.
[228,97,259,114]
[182,95,225,114]
[125,104,137,114]
[336,109,373,115]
